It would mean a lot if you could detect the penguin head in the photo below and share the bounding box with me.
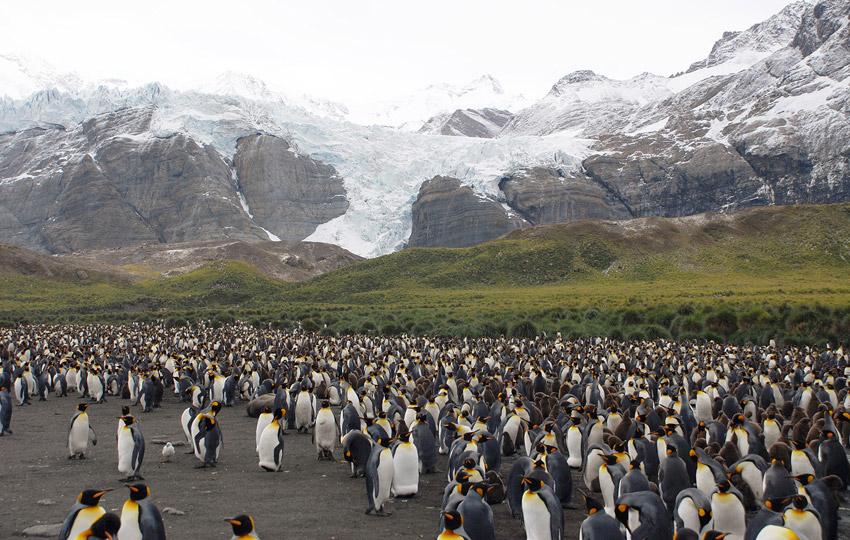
[601,453,619,466]
[584,494,604,515]
[76,403,89,412]
[666,444,679,457]
[225,515,255,537]
[87,512,121,540]
[443,510,463,531]
[716,479,732,493]
[273,408,285,420]
[521,477,545,493]
[79,489,112,506]
[614,503,630,526]
[210,401,222,414]
[127,484,149,501]
[702,531,728,540]
[792,473,815,486]
[788,495,808,510]
[120,415,135,426]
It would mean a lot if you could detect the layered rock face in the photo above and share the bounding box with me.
[407,0,850,248]
[419,108,514,138]
[408,176,527,248]
[0,109,348,253]
[234,134,348,242]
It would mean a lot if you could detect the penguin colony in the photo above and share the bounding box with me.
[2,322,850,540]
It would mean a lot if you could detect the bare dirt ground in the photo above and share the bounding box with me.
[0,392,585,539]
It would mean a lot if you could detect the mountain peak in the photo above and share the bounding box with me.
[193,71,277,102]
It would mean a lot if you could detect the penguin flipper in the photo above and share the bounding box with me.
[89,426,97,446]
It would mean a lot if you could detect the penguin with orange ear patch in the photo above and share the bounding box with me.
[58,489,111,540]
[118,484,165,540]
[225,514,260,539]
[0,383,12,435]
[580,495,625,540]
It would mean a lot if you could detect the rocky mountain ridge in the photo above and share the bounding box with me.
[2,0,849,255]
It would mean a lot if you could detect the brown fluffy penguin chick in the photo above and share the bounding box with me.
[718,441,740,466]
[792,418,811,445]
[782,401,794,418]
[768,441,792,467]
[790,407,808,426]
[613,412,633,441]
[731,473,758,511]
[558,383,571,399]
[693,437,708,450]
[806,419,825,445]
[806,393,822,419]
[717,412,730,428]
[484,470,507,504]
[604,435,622,448]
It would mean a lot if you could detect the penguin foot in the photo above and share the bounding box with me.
[68,455,75,460]
[373,509,392,517]
[79,454,86,459]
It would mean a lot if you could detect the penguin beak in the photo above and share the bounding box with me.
[225,519,241,526]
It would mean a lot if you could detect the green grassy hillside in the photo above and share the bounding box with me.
[2,204,850,346]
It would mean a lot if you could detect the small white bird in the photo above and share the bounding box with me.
[162,442,175,462]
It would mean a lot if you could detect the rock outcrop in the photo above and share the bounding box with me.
[407,176,527,248]
[419,108,513,138]
[0,108,348,253]
[234,134,348,242]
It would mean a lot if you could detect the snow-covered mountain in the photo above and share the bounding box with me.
[345,74,530,130]
[1,0,848,259]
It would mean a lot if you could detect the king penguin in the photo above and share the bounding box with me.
[58,489,111,540]
[313,400,337,460]
[0,383,12,435]
[391,431,419,497]
[117,415,145,481]
[68,403,97,459]
[75,512,121,540]
[365,436,395,516]
[580,495,626,540]
[225,514,260,539]
[521,477,563,540]
[257,408,285,472]
[117,483,165,540]
[711,480,746,540]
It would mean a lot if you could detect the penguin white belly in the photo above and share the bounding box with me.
[791,452,815,477]
[117,427,135,475]
[181,408,194,444]
[117,501,143,540]
[374,448,394,509]
[295,394,313,430]
[258,423,282,471]
[763,422,780,450]
[255,413,273,453]
[755,525,802,540]
[90,378,103,401]
[69,415,89,455]
[314,410,336,454]
[584,451,603,491]
[741,464,764,504]
[211,378,224,402]
[13,379,25,404]
[566,428,582,467]
[696,464,716,496]
[392,443,419,496]
[676,497,700,533]
[783,511,820,540]
[711,493,746,538]
[69,506,105,540]
[522,492,552,540]
[735,429,750,457]
[599,466,616,516]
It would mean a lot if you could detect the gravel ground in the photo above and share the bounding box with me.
[0,392,585,539]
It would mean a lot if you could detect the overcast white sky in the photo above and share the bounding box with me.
[1,0,799,104]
